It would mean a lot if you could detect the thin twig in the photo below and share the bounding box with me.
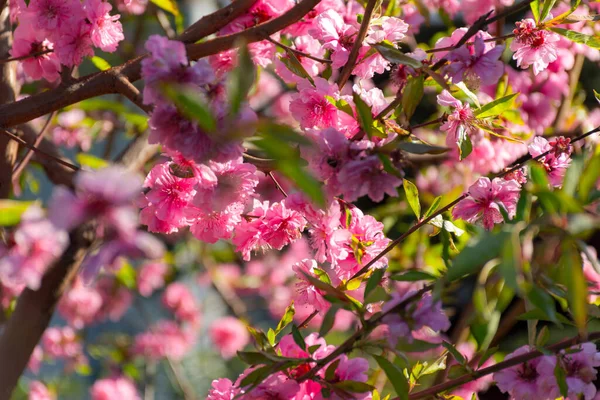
[11,112,55,186]
[266,37,332,64]
[0,49,53,64]
[336,0,377,88]
[0,128,80,171]
[407,331,600,399]
[269,171,288,197]
[348,125,600,281]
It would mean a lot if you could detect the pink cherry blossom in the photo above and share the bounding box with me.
[437,90,478,151]
[207,378,239,400]
[55,23,94,67]
[310,9,358,69]
[137,262,168,297]
[528,136,572,187]
[84,0,124,52]
[133,320,196,360]
[0,206,69,290]
[51,109,92,151]
[494,345,544,398]
[209,316,250,358]
[10,24,60,82]
[452,177,521,230]
[58,278,103,328]
[27,0,77,31]
[90,376,140,400]
[28,345,43,374]
[162,283,201,326]
[292,259,329,312]
[41,326,84,364]
[446,35,504,88]
[95,277,133,322]
[28,381,54,400]
[511,19,561,75]
[117,0,147,15]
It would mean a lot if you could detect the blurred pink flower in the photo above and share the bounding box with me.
[28,381,54,400]
[209,316,250,358]
[90,376,140,400]
[137,262,168,297]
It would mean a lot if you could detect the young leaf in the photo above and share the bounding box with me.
[536,325,550,347]
[333,381,375,393]
[390,270,437,282]
[150,0,180,15]
[474,93,520,118]
[162,85,216,132]
[291,325,306,350]
[446,231,509,281]
[280,50,314,85]
[424,196,442,218]
[403,179,421,219]
[579,153,600,203]
[0,200,34,226]
[402,75,424,120]
[531,0,541,22]
[237,351,274,365]
[353,92,375,138]
[527,286,559,323]
[560,245,587,334]
[554,360,569,397]
[374,42,423,68]
[228,44,255,115]
[373,355,409,400]
[550,28,600,48]
[275,303,295,334]
[442,341,466,365]
[539,0,558,22]
[90,56,111,71]
[457,125,472,160]
[364,268,385,298]
[397,141,449,155]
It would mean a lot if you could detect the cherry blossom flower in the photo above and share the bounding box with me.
[452,177,521,230]
[292,259,329,312]
[437,90,478,151]
[133,320,196,360]
[90,376,140,400]
[207,378,239,400]
[528,136,572,187]
[10,24,60,82]
[58,278,103,328]
[27,0,76,31]
[0,206,68,290]
[209,316,250,358]
[511,19,561,75]
[494,345,544,398]
[161,283,201,327]
[137,262,168,297]
[310,10,358,69]
[84,0,124,52]
[55,23,94,67]
[446,35,505,89]
[28,381,54,400]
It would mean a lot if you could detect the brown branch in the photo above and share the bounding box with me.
[0,0,321,128]
[266,37,332,64]
[114,73,153,114]
[336,0,377,88]
[0,2,18,198]
[407,331,600,399]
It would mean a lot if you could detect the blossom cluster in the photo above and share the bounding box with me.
[11,0,124,82]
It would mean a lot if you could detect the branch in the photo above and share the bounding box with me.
[407,331,600,399]
[336,0,377,88]
[0,0,320,128]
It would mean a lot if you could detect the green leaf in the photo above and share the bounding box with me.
[402,75,424,120]
[403,179,421,219]
[456,82,481,108]
[364,268,385,298]
[397,141,449,155]
[594,89,600,104]
[478,346,499,368]
[536,325,550,347]
[364,285,391,304]
[530,164,550,188]
[390,270,437,282]
[237,351,274,365]
[560,245,587,334]
[267,328,276,345]
[228,44,255,115]
[90,56,111,71]
[325,359,341,381]
[291,325,306,350]
[424,196,442,219]
[527,286,559,323]
[373,355,409,400]
[162,85,216,132]
[76,153,108,169]
[374,42,423,68]
[428,215,465,237]
[517,309,573,325]
[150,0,180,15]
[457,125,472,160]
[554,360,569,397]
[247,326,269,349]
[550,28,600,48]
[353,92,376,138]
[474,93,519,118]
[115,262,137,289]
[539,0,557,22]
[531,0,541,22]
[442,341,467,365]
[579,153,600,203]
[239,365,274,388]
[275,303,295,334]
[0,200,34,226]
[344,277,362,291]
[333,381,375,393]
[280,50,314,85]
[420,354,448,376]
[325,96,354,117]
[447,231,509,281]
